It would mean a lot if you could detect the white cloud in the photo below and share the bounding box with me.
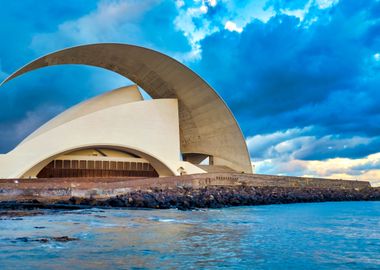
[28,0,341,64]
[175,0,185,8]
[315,0,339,9]
[281,8,308,21]
[174,4,219,60]
[278,0,338,26]
[249,127,380,186]
[223,0,275,24]
[302,153,380,186]
[254,153,380,186]
[246,126,313,160]
[248,126,374,162]
[30,0,161,54]
[200,4,208,13]
[173,0,339,60]
[224,21,243,33]
[30,0,202,63]
[207,0,217,7]
[173,0,275,60]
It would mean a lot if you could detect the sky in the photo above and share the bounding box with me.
[0,0,379,184]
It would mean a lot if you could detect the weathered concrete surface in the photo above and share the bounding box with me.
[0,173,371,200]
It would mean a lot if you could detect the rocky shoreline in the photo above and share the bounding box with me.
[1,186,380,213]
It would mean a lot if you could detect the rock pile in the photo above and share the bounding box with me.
[1,186,380,211]
[68,186,380,210]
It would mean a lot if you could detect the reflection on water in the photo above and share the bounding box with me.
[0,202,379,269]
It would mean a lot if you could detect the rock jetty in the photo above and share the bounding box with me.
[1,186,380,211]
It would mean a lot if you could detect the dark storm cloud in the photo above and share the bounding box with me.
[195,0,380,132]
[0,0,97,70]
[191,0,380,161]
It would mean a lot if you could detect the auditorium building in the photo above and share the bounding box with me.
[0,44,252,179]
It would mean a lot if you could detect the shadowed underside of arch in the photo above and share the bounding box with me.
[21,144,175,179]
[1,43,252,173]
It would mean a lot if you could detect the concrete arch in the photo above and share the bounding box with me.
[0,95,206,178]
[1,43,252,173]
[21,144,176,178]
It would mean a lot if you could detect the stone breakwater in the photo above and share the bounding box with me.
[0,173,371,199]
[1,186,380,211]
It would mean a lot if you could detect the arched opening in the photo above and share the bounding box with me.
[36,147,159,178]
[21,145,176,179]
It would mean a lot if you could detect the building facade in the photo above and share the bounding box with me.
[0,44,252,178]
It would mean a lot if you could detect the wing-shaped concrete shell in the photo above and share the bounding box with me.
[21,85,143,145]
[0,96,206,178]
[1,43,252,173]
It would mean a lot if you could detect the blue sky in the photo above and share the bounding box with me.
[0,0,380,182]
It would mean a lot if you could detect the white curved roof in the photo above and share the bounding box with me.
[21,85,143,145]
[0,90,205,178]
[1,43,252,173]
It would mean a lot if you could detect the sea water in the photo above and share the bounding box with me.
[0,201,379,269]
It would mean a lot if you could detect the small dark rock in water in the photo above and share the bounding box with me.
[51,236,79,242]
[94,215,107,218]
[15,237,29,243]
[14,236,79,243]
[37,238,49,243]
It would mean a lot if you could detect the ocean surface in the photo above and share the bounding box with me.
[0,201,379,270]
